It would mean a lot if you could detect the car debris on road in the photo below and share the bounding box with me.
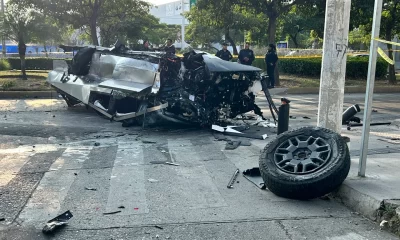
[42,210,73,234]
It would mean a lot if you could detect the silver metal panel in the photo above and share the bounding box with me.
[89,54,159,86]
[99,79,152,94]
[47,70,111,104]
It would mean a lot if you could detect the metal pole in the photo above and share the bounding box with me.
[1,0,5,58]
[181,0,185,49]
[358,0,384,177]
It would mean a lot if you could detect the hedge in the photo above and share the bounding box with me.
[7,58,71,71]
[0,59,10,71]
[277,57,388,78]
[5,56,388,79]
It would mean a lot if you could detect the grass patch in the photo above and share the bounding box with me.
[0,70,51,91]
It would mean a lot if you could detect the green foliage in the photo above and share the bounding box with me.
[17,0,153,46]
[0,59,11,71]
[1,80,16,90]
[146,24,181,46]
[280,5,325,48]
[348,26,371,49]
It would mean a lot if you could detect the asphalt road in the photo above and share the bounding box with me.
[0,94,399,240]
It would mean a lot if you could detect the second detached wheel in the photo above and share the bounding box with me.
[259,127,350,200]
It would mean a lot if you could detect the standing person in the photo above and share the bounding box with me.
[216,43,233,61]
[164,39,176,55]
[143,40,150,51]
[238,42,255,65]
[265,43,278,88]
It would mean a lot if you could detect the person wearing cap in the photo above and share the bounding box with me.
[164,39,176,54]
[216,43,233,61]
[238,42,255,65]
[265,43,278,88]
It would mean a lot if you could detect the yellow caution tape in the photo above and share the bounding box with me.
[377,47,394,65]
[374,38,400,47]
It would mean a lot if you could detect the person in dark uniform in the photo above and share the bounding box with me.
[238,42,255,65]
[265,43,279,88]
[216,43,233,61]
[143,40,150,51]
[164,39,176,54]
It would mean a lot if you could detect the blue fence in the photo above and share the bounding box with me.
[0,45,61,54]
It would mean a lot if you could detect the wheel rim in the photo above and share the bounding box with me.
[274,135,332,174]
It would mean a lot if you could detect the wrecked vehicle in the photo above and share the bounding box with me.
[48,43,268,127]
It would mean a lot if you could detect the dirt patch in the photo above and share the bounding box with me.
[0,70,51,91]
[376,200,400,237]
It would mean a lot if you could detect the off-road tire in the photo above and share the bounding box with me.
[259,127,350,200]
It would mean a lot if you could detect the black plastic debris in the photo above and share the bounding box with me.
[0,218,5,222]
[155,225,164,230]
[242,168,266,190]
[118,206,125,209]
[84,187,97,191]
[243,167,261,177]
[303,116,311,119]
[225,141,241,150]
[225,139,252,150]
[142,140,157,144]
[42,210,73,234]
[103,211,121,215]
[94,142,100,146]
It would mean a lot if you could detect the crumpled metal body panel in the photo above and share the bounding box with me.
[201,54,261,73]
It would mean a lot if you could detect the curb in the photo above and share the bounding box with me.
[286,86,400,94]
[0,91,58,99]
[333,181,382,220]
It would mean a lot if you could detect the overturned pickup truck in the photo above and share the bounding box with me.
[48,43,271,127]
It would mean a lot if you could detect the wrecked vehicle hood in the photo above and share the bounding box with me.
[195,51,262,73]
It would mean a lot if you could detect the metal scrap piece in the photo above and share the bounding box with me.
[42,210,73,234]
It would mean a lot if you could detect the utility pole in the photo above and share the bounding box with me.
[317,0,352,133]
[1,0,5,58]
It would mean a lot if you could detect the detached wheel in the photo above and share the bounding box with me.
[259,127,350,200]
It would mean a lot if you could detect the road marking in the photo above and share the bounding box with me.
[105,143,148,215]
[166,138,227,209]
[0,150,31,187]
[18,147,91,224]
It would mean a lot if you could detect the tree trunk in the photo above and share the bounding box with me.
[225,29,238,55]
[387,43,396,84]
[290,34,299,48]
[267,16,278,44]
[18,42,27,80]
[90,22,99,46]
[43,44,48,57]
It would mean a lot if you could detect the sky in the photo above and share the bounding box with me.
[147,0,178,5]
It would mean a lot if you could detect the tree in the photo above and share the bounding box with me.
[242,0,311,44]
[187,0,254,54]
[146,24,181,46]
[17,0,152,46]
[4,3,43,80]
[351,0,400,84]
[348,26,371,50]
